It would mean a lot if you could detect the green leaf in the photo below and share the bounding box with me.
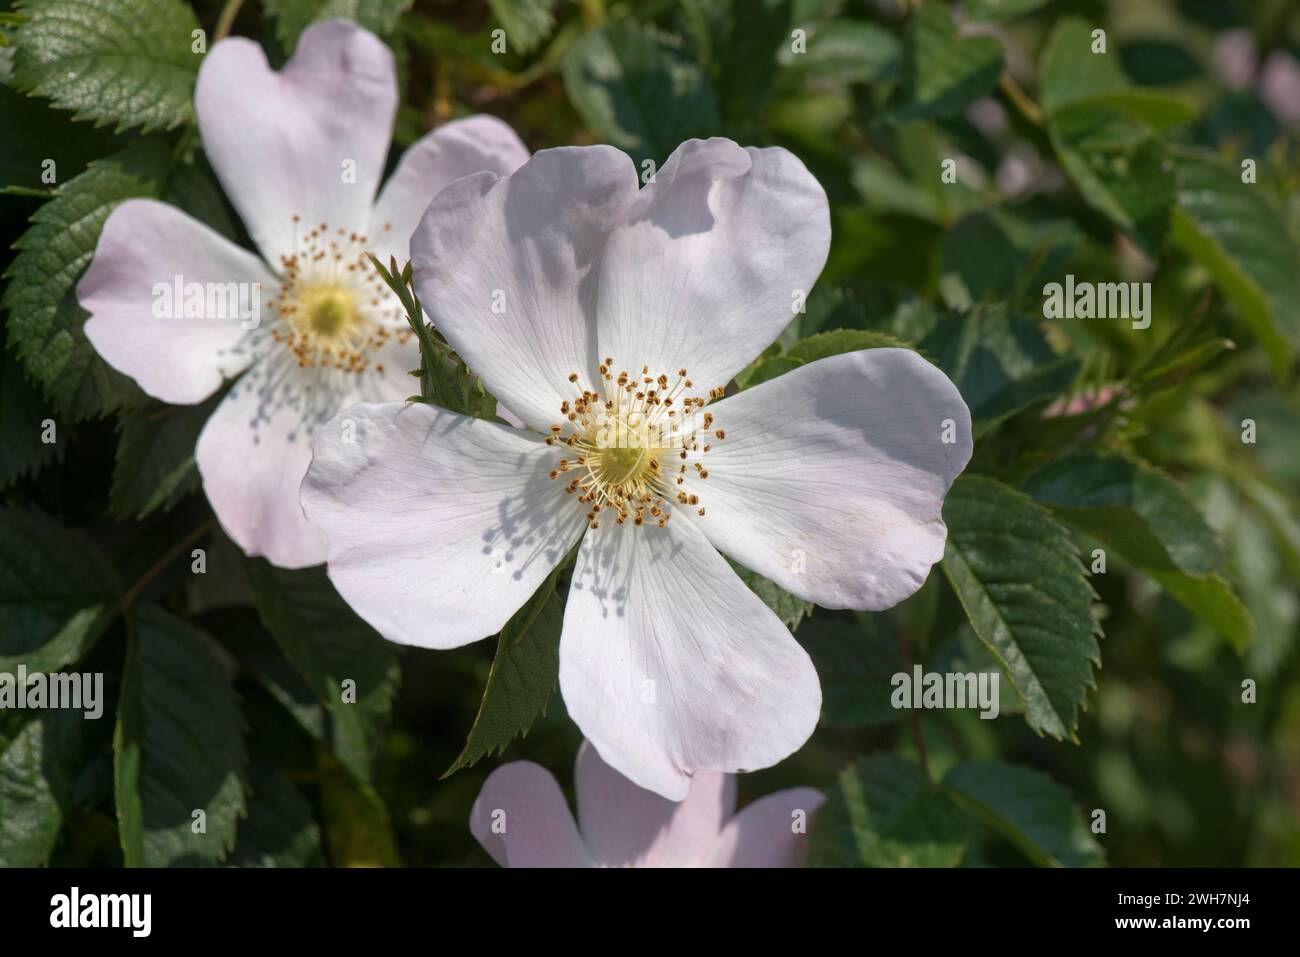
[920,304,1080,437]
[3,149,152,420]
[1142,573,1253,651]
[851,155,944,224]
[444,564,565,776]
[263,0,413,52]
[964,0,1050,22]
[0,349,61,488]
[209,607,343,758]
[941,476,1100,741]
[793,284,871,338]
[689,0,792,122]
[0,710,82,866]
[943,760,1104,867]
[740,329,910,388]
[227,766,325,868]
[1039,17,1127,114]
[1134,323,1235,390]
[3,142,225,421]
[1039,18,1186,255]
[785,329,911,364]
[562,20,718,164]
[0,69,114,191]
[367,255,498,419]
[939,209,1079,306]
[1048,102,1175,254]
[0,507,118,675]
[114,606,247,867]
[895,2,1002,120]
[109,396,219,519]
[795,614,902,726]
[1077,89,1197,131]
[11,0,201,133]
[1170,151,1300,374]
[1024,452,1254,649]
[318,759,400,866]
[728,559,814,630]
[245,561,399,785]
[487,0,558,55]
[778,19,898,84]
[1025,453,1222,575]
[809,754,967,867]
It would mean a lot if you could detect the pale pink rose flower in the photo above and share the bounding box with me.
[78,19,529,567]
[1261,50,1300,127]
[1211,29,1257,92]
[470,741,825,868]
[301,138,972,798]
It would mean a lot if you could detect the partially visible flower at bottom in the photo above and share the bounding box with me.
[470,742,824,868]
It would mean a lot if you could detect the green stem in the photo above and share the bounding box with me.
[115,517,217,617]
[999,72,1044,127]
[578,0,607,27]
[897,627,930,779]
[214,0,245,41]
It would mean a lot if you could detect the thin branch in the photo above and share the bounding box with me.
[999,71,1045,128]
[897,626,930,778]
[214,0,245,42]
[115,517,217,616]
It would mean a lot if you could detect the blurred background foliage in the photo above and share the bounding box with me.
[1,0,1298,868]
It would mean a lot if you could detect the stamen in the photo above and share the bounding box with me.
[546,360,727,528]
[271,215,407,373]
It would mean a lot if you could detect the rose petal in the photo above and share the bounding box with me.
[196,19,396,265]
[469,761,592,868]
[369,114,530,263]
[80,199,274,404]
[559,517,821,801]
[703,787,825,868]
[300,401,587,646]
[574,739,735,867]
[696,349,972,610]
[595,139,830,390]
[409,145,638,432]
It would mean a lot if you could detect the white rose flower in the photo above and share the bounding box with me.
[302,138,972,798]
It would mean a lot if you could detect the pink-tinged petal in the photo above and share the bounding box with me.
[495,402,526,429]
[369,115,530,263]
[559,517,822,801]
[300,401,587,648]
[595,139,830,391]
[703,787,826,868]
[410,146,638,433]
[574,739,736,867]
[470,761,593,868]
[696,349,972,611]
[196,19,396,265]
[195,328,416,569]
[1261,51,1300,126]
[195,359,324,568]
[80,199,274,404]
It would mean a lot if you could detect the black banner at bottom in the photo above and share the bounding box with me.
[0,866,1286,941]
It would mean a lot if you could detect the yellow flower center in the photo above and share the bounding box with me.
[270,216,409,374]
[547,359,728,529]
[296,283,361,342]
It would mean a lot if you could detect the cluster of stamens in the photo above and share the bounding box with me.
[270,216,408,373]
[547,359,727,529]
